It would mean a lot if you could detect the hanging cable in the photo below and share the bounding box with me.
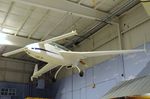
[71,67,73,99]
[85,70,87,99]
[71,13,77,31]
[92,67,96,88]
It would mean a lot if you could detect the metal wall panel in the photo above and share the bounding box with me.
[123,45,149,79]
[0,57,34,83]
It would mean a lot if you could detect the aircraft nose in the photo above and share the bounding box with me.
[26,43,36,50]
[23,47,31,55]
[24,44,35,54]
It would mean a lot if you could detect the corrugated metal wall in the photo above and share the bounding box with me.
[0,57,34,83]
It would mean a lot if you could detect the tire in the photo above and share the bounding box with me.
[79,71,84,77]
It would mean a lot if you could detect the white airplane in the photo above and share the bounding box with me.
[2,30,145,81]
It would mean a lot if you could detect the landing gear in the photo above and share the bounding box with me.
[52,66,64,83]
[73,66,84,77]
[79,71,84,77]
[52,65,84,83]
[52,77,56,82]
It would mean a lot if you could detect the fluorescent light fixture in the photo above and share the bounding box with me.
[144,93,150,96]
[2,28,14,34]
[0,33,12,45]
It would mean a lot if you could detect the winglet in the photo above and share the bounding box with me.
[2,48,25,57]
[71,30,78,35]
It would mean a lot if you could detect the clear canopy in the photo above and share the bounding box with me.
[50,42,70,51]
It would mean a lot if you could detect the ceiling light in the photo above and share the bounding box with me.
[0,33,12,45]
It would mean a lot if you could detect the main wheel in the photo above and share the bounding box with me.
[79,71,84,77]
[52,77,56,82]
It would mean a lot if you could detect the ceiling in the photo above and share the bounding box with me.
[0,0,126,62]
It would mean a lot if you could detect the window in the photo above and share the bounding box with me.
[0,88,16,96]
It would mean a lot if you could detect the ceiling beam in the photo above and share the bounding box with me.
[15,7,34,36]
[1,2,15,29]
[41,13,68,41]
[13,0,108,20]
[28,10,49,38]
[0,32,37,47]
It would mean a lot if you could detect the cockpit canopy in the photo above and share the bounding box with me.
[50,42,70,51]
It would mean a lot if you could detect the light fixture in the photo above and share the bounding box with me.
[0,32,12,45]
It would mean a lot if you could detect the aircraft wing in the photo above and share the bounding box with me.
[60,49,145,59]
[40,30,77,44]
[2,48,25,56]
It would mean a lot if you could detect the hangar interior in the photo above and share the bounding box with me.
[0,0,150,99]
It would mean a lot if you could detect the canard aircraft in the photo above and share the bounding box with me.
[2,30,145,81]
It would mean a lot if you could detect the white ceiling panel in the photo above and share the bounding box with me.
[81,0,98,7]
[0,12,6,24]
[2,28,16,34]
[31,11,67,39]
[11,3,31,17]
[5,14,24,27]
[0,0,11,12]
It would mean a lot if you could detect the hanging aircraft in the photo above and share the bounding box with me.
[2,30,145,81]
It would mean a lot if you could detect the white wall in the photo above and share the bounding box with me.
[0,57,35,83]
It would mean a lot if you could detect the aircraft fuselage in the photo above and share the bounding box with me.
[25,43,71,66]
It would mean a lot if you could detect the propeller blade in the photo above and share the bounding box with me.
[2,48,25,57]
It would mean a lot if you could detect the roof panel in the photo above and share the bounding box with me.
[31,11,66,39]
[81,0,98,7]
[97,0,124,12]
[2,28,16,34]
[44,15,80,40]
[0,11,6,24]
[0,0,11,12]
[5,14,24,28]
[11,2,31,17]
